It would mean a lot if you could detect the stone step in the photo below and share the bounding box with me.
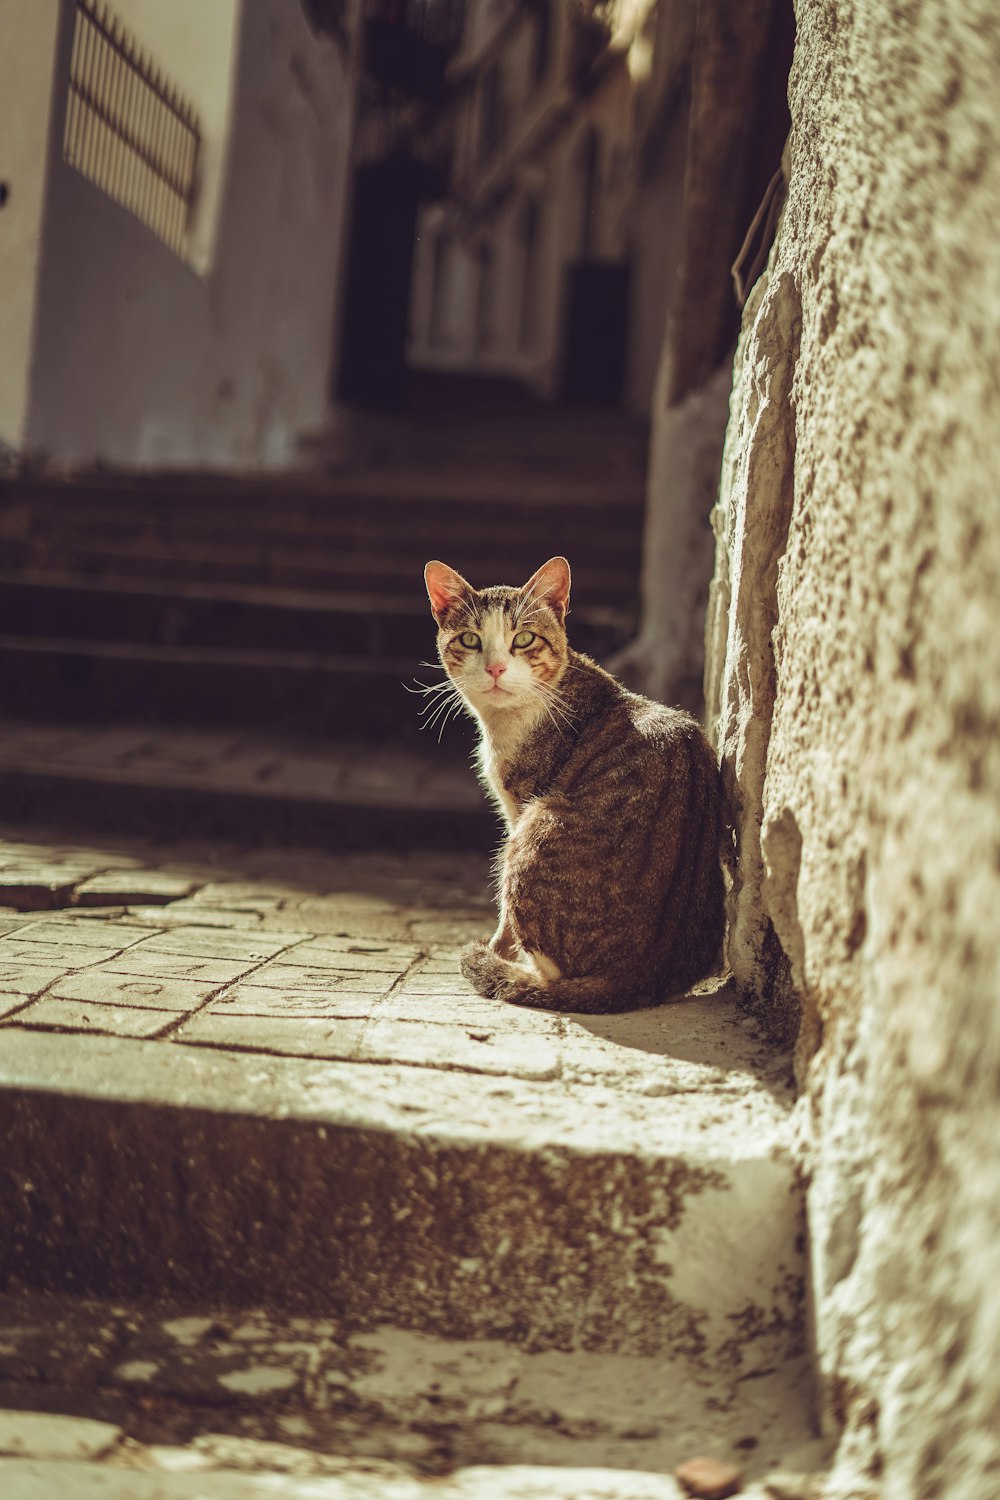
[0,572,634,659]
[0,1309,828,1492]
[0,536,636,606]
[6,495,643,566]
[0,636,446,736]
[0,996,805,1368]
[305,385,651,482]
[0,836,824,1492]
[3,471,647,524]
[0,723,488,850]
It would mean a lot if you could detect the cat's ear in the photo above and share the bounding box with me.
[425,561,473,621]
[521,556,571,620]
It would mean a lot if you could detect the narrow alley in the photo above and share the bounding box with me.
[2,0,999,1497]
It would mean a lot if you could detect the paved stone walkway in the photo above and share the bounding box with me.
[0,825,787,1098]
[0,827,829,1498]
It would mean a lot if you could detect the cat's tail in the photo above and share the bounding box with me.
[460,940,645,1016]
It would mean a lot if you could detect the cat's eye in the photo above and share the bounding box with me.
[458,631,481,650]
[512,630,536,649]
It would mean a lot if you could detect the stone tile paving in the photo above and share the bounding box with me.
[0,826,793,1099]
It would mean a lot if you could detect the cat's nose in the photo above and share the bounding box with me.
[485,661,507,680]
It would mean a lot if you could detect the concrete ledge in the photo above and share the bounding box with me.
[0,1025,804,1375]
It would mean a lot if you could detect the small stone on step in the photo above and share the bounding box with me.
[675,1456,743,1499]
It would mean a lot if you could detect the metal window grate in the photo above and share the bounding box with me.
[63,0,201,259]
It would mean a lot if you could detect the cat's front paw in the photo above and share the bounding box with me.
[460,939,501,998]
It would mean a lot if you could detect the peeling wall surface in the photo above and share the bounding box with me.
[706,3,1000,1495]
[23,0,357,470]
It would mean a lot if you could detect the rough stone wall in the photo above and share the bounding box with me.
[706,3,1000,1496]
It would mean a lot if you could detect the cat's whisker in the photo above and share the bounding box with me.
[514,585,544,628]
[416,677,460,712]
[423,692,465,742]
[416,694,455,717]
[419,681,458,707]
[537,687,578,734]
[516,608,545,631]
[534,675,575,712]
[408,676,455,699]
[536,690,575,738]
[420,693,461,727]
[538,675,572,702]
[420,683,466,737]
[543,699,576,732]
[436,700,466,742]
[524,680,573,737]
[538,702,567,737]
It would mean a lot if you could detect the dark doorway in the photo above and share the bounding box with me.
[576,124,599,260]
[559,126,629,404]
[561,260,630,404]
[335,155,436,410]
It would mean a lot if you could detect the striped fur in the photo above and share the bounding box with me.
[424,557,725,1014]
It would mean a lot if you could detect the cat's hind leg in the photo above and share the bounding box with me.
[460,940,640,1014]
[488,900,520,960]
[462,940,537,999]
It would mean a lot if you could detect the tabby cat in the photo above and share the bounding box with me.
[423,555,725,1014]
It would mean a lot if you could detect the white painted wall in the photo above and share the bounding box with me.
[108,0,241,269]
[0,0,61,452]
[20,0,358,470]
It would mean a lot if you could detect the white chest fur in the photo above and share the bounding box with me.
[475,739,520,829]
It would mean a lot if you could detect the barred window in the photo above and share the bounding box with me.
[63,0,201,259]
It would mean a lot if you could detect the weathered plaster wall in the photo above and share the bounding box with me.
[23,0,357,470]
[0,0,60,453]
[616,357,731,713]
[625,105,689,417]
[706,2,1000,1495]
[110,0,241,269]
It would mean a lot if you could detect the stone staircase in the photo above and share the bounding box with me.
[0,456,644,848]
[0,403,829,1497]
[0,830,829,1498]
